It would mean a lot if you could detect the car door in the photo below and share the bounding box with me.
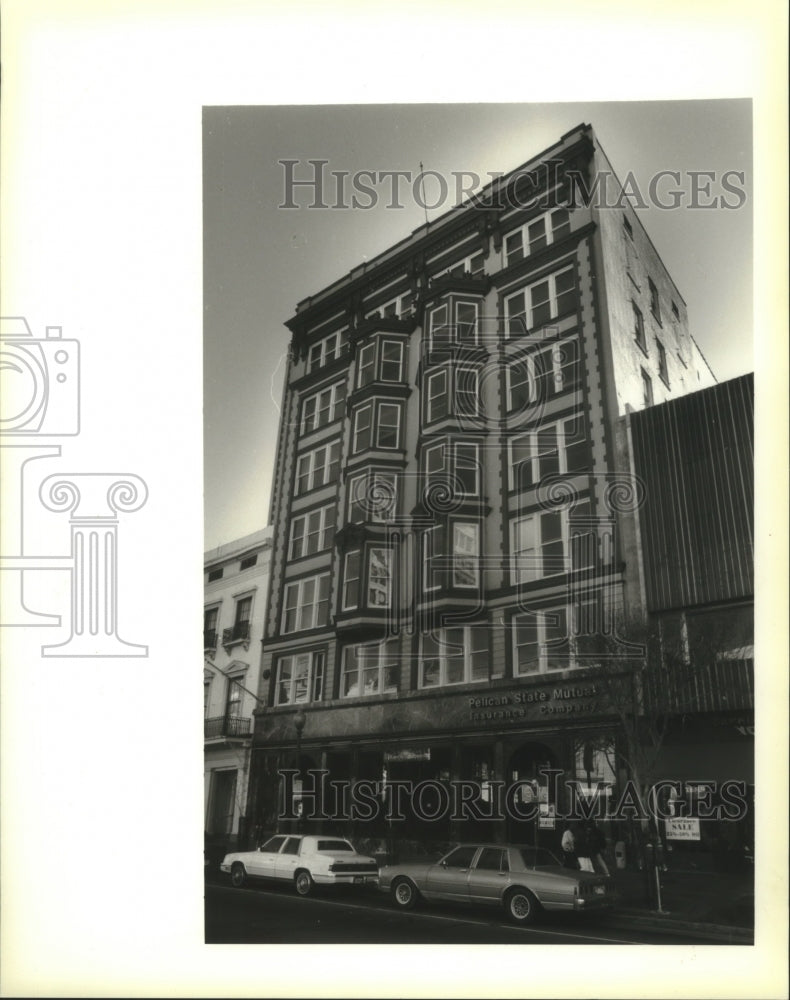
[425,845,479,902]
[248,835,287,878]
[467,847,509,905]
[274,837,303,880]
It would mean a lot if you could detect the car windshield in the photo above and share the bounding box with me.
[316,839,354,852]
[518,848,562,869]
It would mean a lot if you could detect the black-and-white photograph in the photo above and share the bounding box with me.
[2,4,787,998]
[203,104,756,947]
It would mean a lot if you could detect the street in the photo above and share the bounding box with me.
[205,878,692,945]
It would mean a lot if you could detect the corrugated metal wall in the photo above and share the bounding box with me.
[629,374,753,612]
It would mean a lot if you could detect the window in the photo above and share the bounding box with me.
[657,339,669,386]
[301,381,346,434]
[224,596,252,642]
[281,574,330,633]
[508,416,589,492]
[648,278,661,322]
[378,403,401,448]
[308,330,348,372]
[434,250,485,280]
[352,400,402,452]
[428,299,480,347]
[225,676,243,718]
[288,504,336,559]
[423,522,480,590]
[641,368,654,407]
[356,338,406,387]
[296,442,341,494]
[380,340,405,382]
[511,512,564,582]
[357,343,377,388]
[342,548,393,610]
[341,640,399,698]
[505,266,577,336]
[281,837,302,855]
[419,627,489,688]
[425,366,480,423]
[370,291,413,320]
[426,370,449,422]
[476,848,508,872]
[671,300,680,320]
[342,552,361,610]
[239,554,257,571]
[632,302,646,352]
[506,337,580,409]
[454,443,479,495]
[348,472,397,523]
[204,606,219,648]
[368,548,393,607]
[423,524,445,592]
[452,523,479,587]
[204,679,211,716]
[275,651,325,705]
[623,217,633,240]
[504,208,571,265]
[207,567,223,582]
[443,845,479,868]
[513,607,571,675]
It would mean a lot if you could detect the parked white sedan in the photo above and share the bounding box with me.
[220,834,379,896]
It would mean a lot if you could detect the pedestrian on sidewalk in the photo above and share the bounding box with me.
[560,821,579,869]
[585,819,611,876]
[576,822,595,872]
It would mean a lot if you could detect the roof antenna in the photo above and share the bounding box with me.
[418,161,430,228]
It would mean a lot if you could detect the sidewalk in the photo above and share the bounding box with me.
[600,862,754,942]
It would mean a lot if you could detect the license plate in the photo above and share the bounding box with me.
[593,885,605,895]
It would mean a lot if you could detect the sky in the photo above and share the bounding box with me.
[203,100,753,551]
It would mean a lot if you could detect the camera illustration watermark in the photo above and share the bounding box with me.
[0,317,149,656]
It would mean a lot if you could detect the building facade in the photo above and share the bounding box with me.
[245,123,731,854]
[204,527,272,860]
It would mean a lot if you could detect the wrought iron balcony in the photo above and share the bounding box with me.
[222,621,251,644]
[204,628,218,649]
[204,715,251,739]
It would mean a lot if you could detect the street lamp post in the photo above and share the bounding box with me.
[294,708,306,832]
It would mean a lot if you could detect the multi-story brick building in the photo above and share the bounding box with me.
[204,527,272,859]
[245,123,727,852]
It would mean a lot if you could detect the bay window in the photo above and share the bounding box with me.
[428,299,481,347]
[352,399,403,453]
[423,440,480,498]
[347,471,398,523]
[356,338,406,387]
[424,366,480,424]
[342,547,394,611]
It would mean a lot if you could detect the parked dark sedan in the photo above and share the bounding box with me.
[379,843,613,924]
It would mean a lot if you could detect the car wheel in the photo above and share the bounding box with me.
[230,862,246,888]
[505,887,540,925]
[294,869,315,897]
[391,877,419,911]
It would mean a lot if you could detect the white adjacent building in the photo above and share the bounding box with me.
[204,527,272,860]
